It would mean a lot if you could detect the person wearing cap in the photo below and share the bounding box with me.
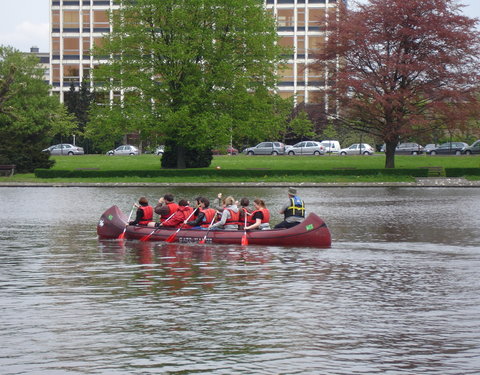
[274,187,305,229]
[129,197,154,226]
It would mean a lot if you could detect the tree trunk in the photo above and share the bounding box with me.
[176,145,186,169]
[384,141,398,169]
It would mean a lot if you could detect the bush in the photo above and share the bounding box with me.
[0,142,54,173]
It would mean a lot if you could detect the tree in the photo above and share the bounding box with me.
[64,81,95,152]
[89,0,284,168]
[0,46,76,172]
[313,0,480,168]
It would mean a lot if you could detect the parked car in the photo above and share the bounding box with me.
[106,145,139,156]
[243,142,285,155]
[42,143,84,155]
[462,140,480,155]
[155,145,165,155]
[394,142,424,155]
[426,142,468,156]
[212,146,239,155]
[339,143,375,155]
[423,144,438,154]
[319,140,341,154]
[286,141,325,155]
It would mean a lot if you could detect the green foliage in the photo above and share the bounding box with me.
[89,0,285,167]
[289,111,316,140]
[0,46,74,171]
[161,139,213,168]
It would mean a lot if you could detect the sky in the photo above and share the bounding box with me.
[0,0,479,53]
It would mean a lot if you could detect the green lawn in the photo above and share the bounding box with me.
[2,153,480,183]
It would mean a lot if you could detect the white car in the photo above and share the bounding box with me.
[339,143,375,155]
[42,143,84,155]
[106,145,139,156]
[319,140,341,154]
[286,141,325,155]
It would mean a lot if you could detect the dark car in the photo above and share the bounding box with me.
[427,142,468,156]
[462,140,480,155]
[394,142,424,155]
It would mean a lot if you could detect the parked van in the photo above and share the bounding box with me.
[319,140,341,154]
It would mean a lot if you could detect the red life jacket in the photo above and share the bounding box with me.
[225,208,240,226]
[251,208,270,224]
[138,205,153,225]
[241,207,255,225]
[200,208,217,227]
[163,205,192,228]
[160,202,179,222]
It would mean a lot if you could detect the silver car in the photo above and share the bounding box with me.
[106,145,139,156]
[286,141,325,155]
[43,143,84,155]
[339,143,375,155]
[243,142,285,155]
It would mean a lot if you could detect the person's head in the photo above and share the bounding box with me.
[288,187,297,197]
[139,196,148,205]
[253,198,266,209]
[178,199,189,207]
[164,193,174,203]
[223,196,235,206]
[240,197,250,207]
[194,196,202,206]
[200,197,210,208]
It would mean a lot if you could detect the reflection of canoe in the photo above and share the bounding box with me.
[97,205,331,248]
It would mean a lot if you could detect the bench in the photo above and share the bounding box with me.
[0,165,16,177]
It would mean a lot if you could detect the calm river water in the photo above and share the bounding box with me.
[0,186,479,374]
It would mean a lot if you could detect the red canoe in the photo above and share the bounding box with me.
[97,205,331,248]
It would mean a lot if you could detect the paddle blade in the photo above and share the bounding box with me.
[165,232,177,243]
[198,238,206,244]
[241,233,248,246]
[118,229,126,239]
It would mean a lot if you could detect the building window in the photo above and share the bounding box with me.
[52,37,60,55]
[93,10,109,29]
[64,64,80,82]
[64,37,80,55]
[63,10,80,28]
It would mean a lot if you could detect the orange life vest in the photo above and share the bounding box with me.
[251,208,270,224]
[225,208,240,226]
[200,208,217,227]
[138,205,153,225]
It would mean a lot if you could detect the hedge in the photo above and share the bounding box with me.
[34,168,434,179]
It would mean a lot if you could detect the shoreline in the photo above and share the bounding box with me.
[1,178,479,188]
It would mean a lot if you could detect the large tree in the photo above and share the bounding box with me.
[313,0,480,168]
[0,46,76,172]
[88,0,284,168]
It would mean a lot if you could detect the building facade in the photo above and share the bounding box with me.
[50,0,343,104]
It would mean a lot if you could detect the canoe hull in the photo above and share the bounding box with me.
[97,205,331,248]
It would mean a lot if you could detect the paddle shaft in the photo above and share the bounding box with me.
[165,209,197,242]
[199,211,218,243]
[118,204,136,239]
[140,211,176,241]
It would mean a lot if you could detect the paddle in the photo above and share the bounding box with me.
[140,211,176,242]
[118,204,136,239]
[199,212,218,244]
[165,209,196,243]
[241,211,248,246]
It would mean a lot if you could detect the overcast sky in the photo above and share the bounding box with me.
[0,0,479,53]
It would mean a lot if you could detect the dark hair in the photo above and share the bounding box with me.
[139,196,148,205]
[178,199,189,206]
[253,198,266,208]
[200,197,210,208]
[240,197,249,207]
[164,193,174,202]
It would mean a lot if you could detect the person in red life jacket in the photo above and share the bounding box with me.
[209,196,239,230]
[159,199,194,228]
[185,197,217,229]
[129,197,154,226]
[274,187,305,229]
[245,199,271,230]
[154,193,179,222]
[238,197,253,229]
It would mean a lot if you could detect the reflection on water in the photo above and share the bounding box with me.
[0,187,479,374]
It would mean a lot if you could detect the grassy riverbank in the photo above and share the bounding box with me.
[2,154,480,183]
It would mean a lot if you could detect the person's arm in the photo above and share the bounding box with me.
[279,202,289,214]
[129,208,144,225]
[187,211,205,226]
[245,211,263,230]
[210,210,229,228]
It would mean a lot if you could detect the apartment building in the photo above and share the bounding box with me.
[50,0,343,104]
